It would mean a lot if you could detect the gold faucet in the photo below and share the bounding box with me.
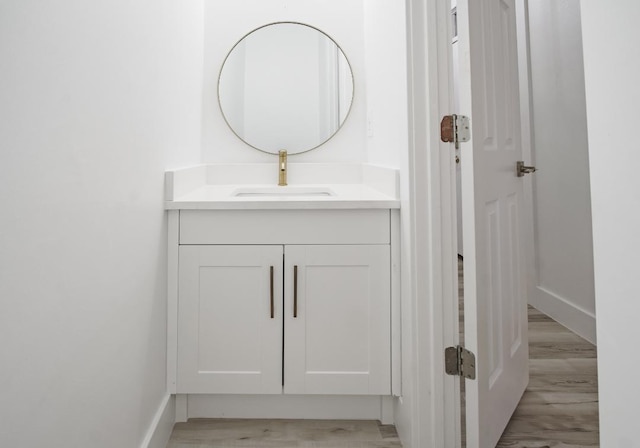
[278,150,287,186]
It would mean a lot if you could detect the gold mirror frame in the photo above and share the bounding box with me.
[217,22,355,155]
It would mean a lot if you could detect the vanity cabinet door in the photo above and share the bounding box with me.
[283,245,391,395]
[177,245,283,394]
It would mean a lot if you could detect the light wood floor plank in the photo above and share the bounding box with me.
[496,304,599,445]
[167,419,401,448]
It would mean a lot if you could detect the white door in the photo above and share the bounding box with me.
[283,245,391,395]
[457,0,530,446]
[177,245,283,394]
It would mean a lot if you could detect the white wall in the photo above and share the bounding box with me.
[202,0,366,164]
[203,0,407,168]
[363,0,408,169]
[0,1,203,447]
[362,0,411,444]
[526,0,596,342]
[581,1,640,446]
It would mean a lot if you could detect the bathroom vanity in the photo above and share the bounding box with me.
[165,163,401,422]
[164,20,402,423]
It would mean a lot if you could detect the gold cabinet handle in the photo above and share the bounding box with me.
[293,265,298,318]
[270,266,274,319]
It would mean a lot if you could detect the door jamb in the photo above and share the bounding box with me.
[406,0,460,446]
[514,0,537,338]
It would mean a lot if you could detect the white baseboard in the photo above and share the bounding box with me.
[184,394,394,424]
[531,286,597,345]
[140,394,175,448]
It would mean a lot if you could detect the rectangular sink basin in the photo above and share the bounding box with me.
[232,186,336,198]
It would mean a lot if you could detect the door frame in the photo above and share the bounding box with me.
[405,0,459,446]
[405,0,536,446]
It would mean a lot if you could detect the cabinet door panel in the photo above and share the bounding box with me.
[178,245,283,394]
[284,245,390,395]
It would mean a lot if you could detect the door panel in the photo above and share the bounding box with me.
[458,0,530,446]
[284,245,390,395]
[177,245,283,394]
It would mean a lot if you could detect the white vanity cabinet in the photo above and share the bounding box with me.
[177,245,284,395]
[173,209,393,397]
[283,244,390,395]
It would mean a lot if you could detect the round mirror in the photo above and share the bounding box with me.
[218,22,354,155]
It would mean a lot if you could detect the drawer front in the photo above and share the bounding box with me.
[180,209,390,245]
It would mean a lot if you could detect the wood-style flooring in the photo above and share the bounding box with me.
[166,260,599,448]
[167,419,401,448]
[496,306,599,447]
[457,257,599,448]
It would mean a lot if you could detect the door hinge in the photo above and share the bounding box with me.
[440,114,470,149]
[445,346,476,380]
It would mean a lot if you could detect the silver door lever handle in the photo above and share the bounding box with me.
[516,161,537,177]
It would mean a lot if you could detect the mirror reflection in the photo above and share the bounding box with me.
[218,22,354,155]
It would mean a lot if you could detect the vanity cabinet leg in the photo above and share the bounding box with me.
[381,396,394,424]
[175,394,188,423]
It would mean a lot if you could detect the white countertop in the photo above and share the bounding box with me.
[164,163,400,210]
[166,183,399,210]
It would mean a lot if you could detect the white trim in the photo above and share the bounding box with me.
[139,394,175,448]
[531,287,597,344]
[175,394,188,423]
[167,210,179,394]
[403,0,425,444]
[381,396,395,425]
[514,0,539,349]
[391,209,402,397]
[184,394,394,423]
[434,0,462,444]
[405,0,458,446]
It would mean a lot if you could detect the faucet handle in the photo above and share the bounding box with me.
[278,150,288,186]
